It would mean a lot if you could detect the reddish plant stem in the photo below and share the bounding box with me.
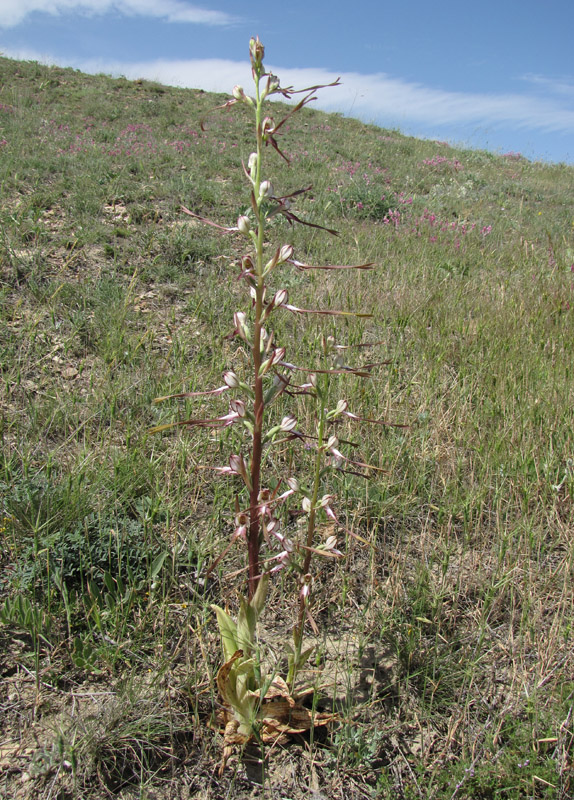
[248,325,263,599]
[246,69,267,600]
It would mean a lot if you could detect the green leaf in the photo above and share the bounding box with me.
[88,579,101,600]
[250,572,269,617]
[233,657,256,677]
[211,604,239,662]
[151,550,168,579]
[297,646,315,669]
[103,571,115,594]
[237,597,256,655]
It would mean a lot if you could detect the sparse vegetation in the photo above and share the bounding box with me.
[1,48,573,799]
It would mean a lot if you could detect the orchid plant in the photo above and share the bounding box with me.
[153,37,398,751]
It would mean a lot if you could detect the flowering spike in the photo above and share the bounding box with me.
[249,36,265,72]
[153,36,403,728]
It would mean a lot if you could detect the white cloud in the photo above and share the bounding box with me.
[520,73,574,100]
[2,47,573,138]
[0,0,236,28]
[339,70,574,134]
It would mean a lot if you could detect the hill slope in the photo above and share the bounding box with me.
[1,57,574,799]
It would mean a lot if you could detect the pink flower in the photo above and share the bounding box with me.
[299,574,312,599]
[232,512,249,542]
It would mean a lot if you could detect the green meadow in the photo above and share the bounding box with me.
[1,55,573,798]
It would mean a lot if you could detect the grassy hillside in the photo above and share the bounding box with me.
[1,55,573,799]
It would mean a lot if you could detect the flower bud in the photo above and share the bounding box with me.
[249,36,265,68]
[266,517,279,536]
[279,414,297,433]
[248,152,258,174]
[232,85,245,101]
[271,346,286,365]
[324,536,343,556]
[326,435,339,451]
[273,289,288,307]
[335,399,348,415]
[223,370,239,389]
[229,454,245,474]
[233,311,250,341]
[278,244,293,264]
[230,398,246,417]
[286,476,299,492]
[301,497,312,513]
[230,454,252,489]
[259,180,273,198]
[237,215,251,235]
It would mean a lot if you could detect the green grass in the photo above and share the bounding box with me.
[1,55,573,799]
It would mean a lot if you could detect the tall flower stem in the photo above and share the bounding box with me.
[247,65,266,599]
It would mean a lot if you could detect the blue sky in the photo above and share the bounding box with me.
[1,0,573,164]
